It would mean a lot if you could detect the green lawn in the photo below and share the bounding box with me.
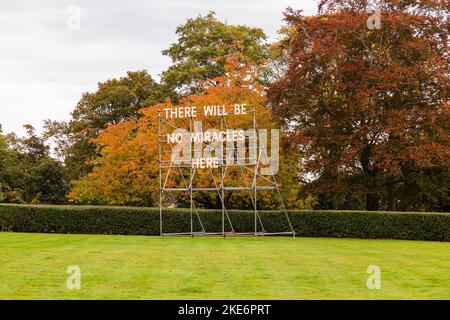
[0,232,449,299]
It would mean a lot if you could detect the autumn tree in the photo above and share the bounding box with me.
[268,1,449,211]
[68,107,159,206]
[69,53,309,209]
[48,14,267,184]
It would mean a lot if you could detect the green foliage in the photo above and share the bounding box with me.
[0,184,6,202]
[162,12,268,94]
[7,125,50,162]
[44,70,169,181]
[71,70,164,131]
[0,126,67,204]
[0,204,448,241]
[1,233,449,299]
[26,159,67,204]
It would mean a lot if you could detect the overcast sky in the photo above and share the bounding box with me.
[0,0,317,136]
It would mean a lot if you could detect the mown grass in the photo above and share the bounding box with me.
[0,232,448,299]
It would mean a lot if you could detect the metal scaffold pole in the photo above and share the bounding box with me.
[158,111,163,236]
[158,105,295,238]
[221,112,225,238]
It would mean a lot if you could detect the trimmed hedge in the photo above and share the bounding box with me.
[0,204,449,241]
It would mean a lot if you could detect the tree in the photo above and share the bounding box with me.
[0,125,67,204]
[26,159,67,204]
[162,12,268,95]
[43,119,97,182]
[68,107,159,206]
[0,184,5,202]
[45,70,168,181]
[268,1,449,211]
[72,70,165,131]
[8,125,49,162]
[50,15,266,185]
[69,53,310,209]
[0,131,11,203]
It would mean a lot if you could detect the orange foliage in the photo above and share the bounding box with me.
[69,53,283,207]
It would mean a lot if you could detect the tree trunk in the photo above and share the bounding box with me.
[366,193,379,211]
[361,144,379,211]
[387,196,397,211]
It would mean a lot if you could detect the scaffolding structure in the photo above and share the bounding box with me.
[158,105,295,237]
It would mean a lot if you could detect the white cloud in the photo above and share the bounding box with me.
[0,0,316,135]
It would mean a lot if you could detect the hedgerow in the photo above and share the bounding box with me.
[0,204,448,241]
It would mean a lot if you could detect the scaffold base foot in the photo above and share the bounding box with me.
[161,231,296,237]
